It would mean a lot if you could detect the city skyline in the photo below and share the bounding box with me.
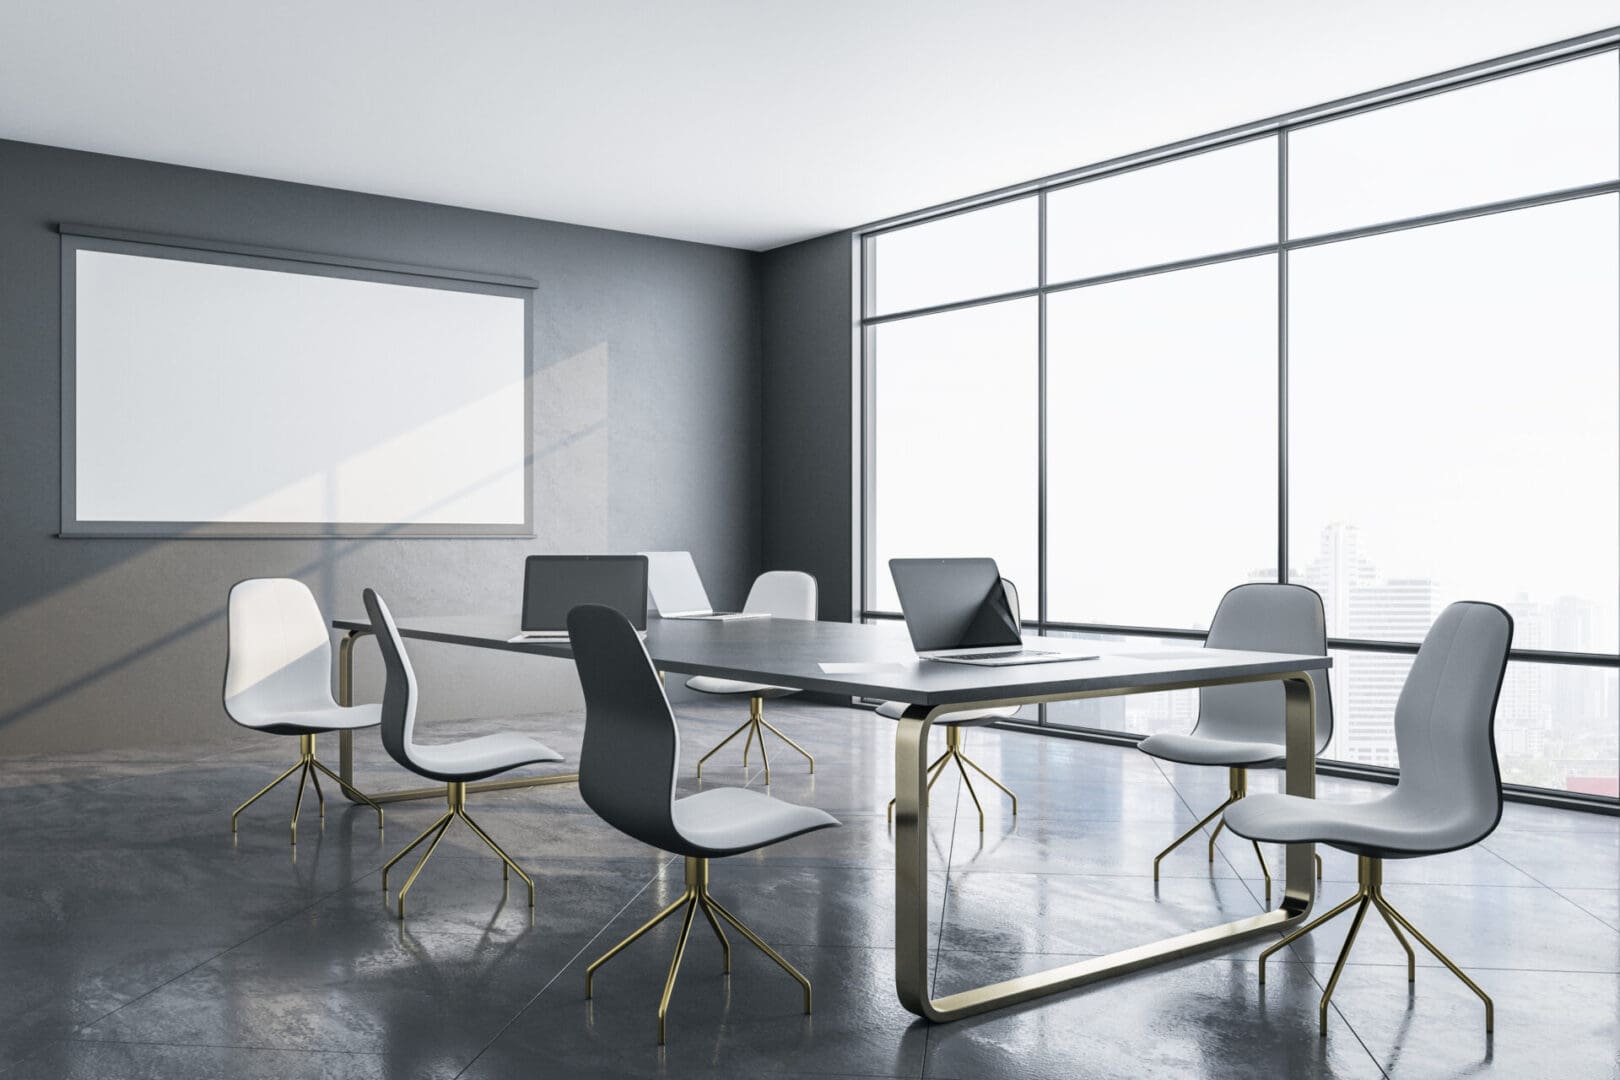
[1049,520,1618,795]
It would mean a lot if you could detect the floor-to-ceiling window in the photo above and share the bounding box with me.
[860,38,1620,803]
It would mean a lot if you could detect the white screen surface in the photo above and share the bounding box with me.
[68,244,529,533]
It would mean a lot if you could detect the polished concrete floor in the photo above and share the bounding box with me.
[1,699,1617,1079]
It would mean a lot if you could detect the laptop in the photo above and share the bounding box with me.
[509,555,649,642]
[889,557,1092,666]
[641,550,768,621]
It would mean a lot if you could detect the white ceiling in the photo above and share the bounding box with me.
[1,1,1614,251]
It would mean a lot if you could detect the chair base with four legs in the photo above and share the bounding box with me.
[694,691,815,783]
[586,856,812,1045]
[1152,766,1320,903]
[231,732,384,844]
[381,780,534,920]
[1259,854,1493,1035]
[885,725,1017,832]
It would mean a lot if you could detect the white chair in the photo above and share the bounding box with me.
[881,577,1023,832]
[568,602,839,1044]
[689,571,819,782]
[1225,601,1513,1035]
[1136,583,1334,900]
[224,578,384,844]
[363,588,564,919]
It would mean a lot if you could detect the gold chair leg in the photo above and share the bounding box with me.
[395,812,454,919]
[309,762,325,820]
[459,806,536,908]
[381,807,454,890]
[232,733,384,841]
[699,696,813,782]
[1370,893,1416,982]
[958,750,1018,816]
[382,782,537,919]
[1377,890,1494,1031]
[586,893,691,997]
[585,857,813,1044]
[755,716,772,784]
[1252,841,1273,905]
[656,899,699,1044]
[1318,894,1373,1034]
[1258,889,1365,981]
[699,897,732,974]
[955,752,985,832]
[708,894,812,1013]
[231,759,304,834]
[310,757,385,829]
[1154,794,1237,882]
[290,760,311,845]
[758,715,816,773]
[1255,855,1490,1035]
[697,715,755,779]
[887,728,1017,831]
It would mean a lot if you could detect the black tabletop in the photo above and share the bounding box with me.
[332,613,1330,708]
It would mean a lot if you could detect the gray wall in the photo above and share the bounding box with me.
[0,139,763,755]
[759,232,856,620]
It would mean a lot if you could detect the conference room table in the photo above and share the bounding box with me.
[329,612,1328,1023]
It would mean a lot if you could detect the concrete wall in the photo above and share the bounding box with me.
[0,139,763,754]
[759,231,856,620]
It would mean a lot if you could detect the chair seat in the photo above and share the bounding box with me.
[873,700,1016,726]
[1223,791,1485,859]
[407,732,564,784]
[685,675,797,699]
[244,702,383,737]
[1137,731,1286,767]
[671,787,838,857]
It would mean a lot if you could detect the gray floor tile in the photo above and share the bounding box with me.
[1306,964,1620,1079]
[922,953,1385,1080]
[3,699,1616,1079]
[5,1041,388,1080]
[458,944,928,1079]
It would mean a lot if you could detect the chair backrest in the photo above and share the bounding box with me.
[1194,583,1334,754]
[1390,601,1513,849]
[742,570,818,619]
[568,603,685,852]
[223,578,337,727]
[361,588,421,773]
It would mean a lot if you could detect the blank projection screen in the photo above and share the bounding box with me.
[60,228,534,536]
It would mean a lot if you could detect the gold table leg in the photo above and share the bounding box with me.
[894,672,1319,1021]
[335,628,579,804]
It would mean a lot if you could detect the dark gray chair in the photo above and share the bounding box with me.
[1137,583,1334,900]
[364,588,564,919]
[567,603,839,1044]
[1225,601,1513,1035]
[880,577,1024,831]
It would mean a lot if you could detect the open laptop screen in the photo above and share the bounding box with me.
[522,555,649,632]
[889,557,1021,653]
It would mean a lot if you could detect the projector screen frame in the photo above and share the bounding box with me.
[58,224,537,539]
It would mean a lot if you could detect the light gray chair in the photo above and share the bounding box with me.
[1137,583,1334,900]
[881,577,1024,832]
[1225,601,1512,1035]
[568,602,839,1044]
[363,588,564,919]
[224,578,385,843]
[689,570,818,782]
